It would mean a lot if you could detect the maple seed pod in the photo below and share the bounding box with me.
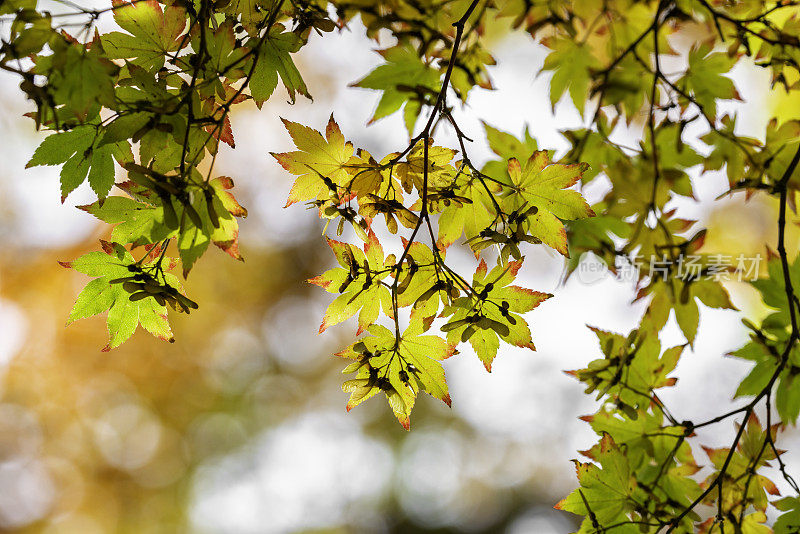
[461,325,476,343]
[205,190,220,228]
[338,276,353,293]
[441,318,468,332]
[128,291,151,302]
[143,282,162,294]
[587,359,611,372]
[166,297,182,313]
[397,271,413,295]
[122,281,146,293]
[162,198,179,229]
[185,204,204,228]
[175,294,199,311]
[679,281,691,305]
[377,377,392,391]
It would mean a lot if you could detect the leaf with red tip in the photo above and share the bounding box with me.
[504,151,594,256]
[62,241,182,350]
[338,322,453,429]
[314,231,393,334]
[441,257,551,370]
[271,116,354,207]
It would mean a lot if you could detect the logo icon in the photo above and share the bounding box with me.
[575,252,608,285]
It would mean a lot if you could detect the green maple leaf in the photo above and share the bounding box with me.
[271,116,355,207]
[480,121,540,185]
[571,327,683,410]
[542,38,599,113]
[774,497,800,534]
[565,213,630,276]
[223,0,271,32]
[504,151,595,256]
[732,257,800,423]
[250,24,310,106]
[60,241,188,350]
[441,259,550,371]
[352,44,441,130]
[700,114,760,187]
[79,195,172,245]
[101,0,186,71]
[175,176,248,274]
[43,43,118,118]
[643,271,736,346]
[0,0,36,15]
[556,434,636,526]
[679,44,739,120]
[81,175,247,276]
[585,410,698,476]
[602,55,653,122]
[309,230,394,335]
[701,416,779,520]
[27,125,132,200]
[197,20,248,87]
[394,241,452,320]
[337,320,455,430]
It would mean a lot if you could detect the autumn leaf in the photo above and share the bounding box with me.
[504,151,594,256]
[271,115,355,207]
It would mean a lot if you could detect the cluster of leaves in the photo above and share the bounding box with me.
[513,0,800,531]
[6,0,800,530]
[284,110,589,427]
[2,0,323,346]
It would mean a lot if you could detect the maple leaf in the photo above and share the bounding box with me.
[679,44,739,120]
[555,434,636,526]
[101,0,186,71]
[43,42,118,119]
[309,230,394,335]
[570,327,683,409]
[337,320,455,430]
[27,125,132,200]
[395,139,458,194]
[81,175,247,275]
[542,38,600,113]
[394,241,452,320]
[250,24,310,106]
[441,259,550,371]
[480,121,540,185]
[642,274,736,346]
[352,44,441,129]
[504,151,594,256]
[223,0,271,33]
[774,497,800,533]
[700,114,760,187]
[271,116,355,207]
[59,241,196,350]
[78,195,172,246]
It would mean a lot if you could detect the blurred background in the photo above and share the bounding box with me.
[0,7,799,534]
